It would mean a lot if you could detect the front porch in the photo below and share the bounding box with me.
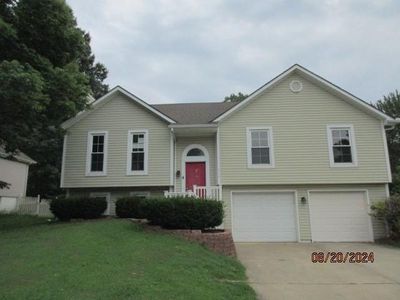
[169,123,222,201]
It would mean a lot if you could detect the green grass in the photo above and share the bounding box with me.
[0,215,256,300]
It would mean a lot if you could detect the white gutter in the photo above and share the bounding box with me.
[168,124,218,128]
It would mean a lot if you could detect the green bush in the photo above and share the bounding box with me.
[140,197,223,229]
[50,197,107,221]
[371,194,400,239]
[115,197,146,219]
[139,197,166,225]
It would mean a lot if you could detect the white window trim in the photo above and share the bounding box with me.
[246,127,275,168]
[126,129,149,176]
[86,131,108,176]
[90,192,111,215]
[327,124,358,167]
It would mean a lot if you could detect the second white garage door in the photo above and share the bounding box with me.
[309,191,373,242]
[232,191,298,242]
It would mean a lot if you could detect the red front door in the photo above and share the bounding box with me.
[185,162,206,191]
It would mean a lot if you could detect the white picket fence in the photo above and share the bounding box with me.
[0,196,53,217]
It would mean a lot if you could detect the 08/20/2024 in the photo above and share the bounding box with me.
[311,251,375,263]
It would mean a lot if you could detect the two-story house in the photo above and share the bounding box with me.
[61,64,399,243]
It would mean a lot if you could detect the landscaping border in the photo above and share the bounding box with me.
[136,220,236,256]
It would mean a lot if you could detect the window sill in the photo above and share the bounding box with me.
[329,163,358,168]
[247,164,275,169]
[126,171,148,176]
[85,172,107,177]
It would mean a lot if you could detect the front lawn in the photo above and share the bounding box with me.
[0,215,255,300]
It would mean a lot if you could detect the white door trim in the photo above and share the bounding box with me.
[230,190,300,242]
[90,192,111,215]
[307,189,374,242]
[181,144,210,192]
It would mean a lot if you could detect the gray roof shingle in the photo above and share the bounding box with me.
[0,146,36,165]
[152,102,238,124]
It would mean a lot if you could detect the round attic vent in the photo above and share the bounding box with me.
[289,80,303,93]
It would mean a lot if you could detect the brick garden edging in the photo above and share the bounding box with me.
[135,220,236,257]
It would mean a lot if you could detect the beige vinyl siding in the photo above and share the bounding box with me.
[63,92,171,188]
[220,74,389,185]
[175,136,217,192]
[222,184,387,241]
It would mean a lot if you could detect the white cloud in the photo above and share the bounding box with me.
[67,0,400,103]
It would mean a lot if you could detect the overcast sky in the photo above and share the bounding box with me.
[67,0,400,104]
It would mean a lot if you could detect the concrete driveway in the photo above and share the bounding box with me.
[236,242,400,300]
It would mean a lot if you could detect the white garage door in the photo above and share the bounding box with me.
[232,192,298,242]
[309,191,373,242]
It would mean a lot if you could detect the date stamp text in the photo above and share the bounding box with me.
[311,251,375,263]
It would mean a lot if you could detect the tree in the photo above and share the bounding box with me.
[0,0,108,197]
[375,90,400,194]
[224,92,248,102]
[78,32,109,99]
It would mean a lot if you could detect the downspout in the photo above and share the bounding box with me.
[170,128,176,192]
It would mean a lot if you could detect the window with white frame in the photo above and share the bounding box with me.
[327,125,357,166]
[86,131,108,176]
[246,127,274,168]
[127,130,148,175]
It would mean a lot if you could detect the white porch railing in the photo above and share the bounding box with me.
[164,185,221,201]
[164,191,196,198]
[193,185,221,201]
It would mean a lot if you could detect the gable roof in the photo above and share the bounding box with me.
[62,65,399,129]
[152,102,237,124]
[213,64,400,125]
[61,86,176,129]
[0,146,36,165]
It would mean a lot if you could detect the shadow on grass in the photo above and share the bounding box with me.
[0,214,49,231]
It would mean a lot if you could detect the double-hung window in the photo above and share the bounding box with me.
[327,125,357,167]
[127,130,148,175]
[246,127,274,168]
[86,131,108,176]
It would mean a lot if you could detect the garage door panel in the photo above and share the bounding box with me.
[309,191,373,242]
[232,192,298,242]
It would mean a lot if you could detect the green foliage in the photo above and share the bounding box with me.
[50,197,107,221]
[115,197,146,219]
[224,92,248,102]
[375,90,400,194]
[14,0,84,67]
[138,197,224,229]
[0,0,108,197]
[371,194,400,239]
[0,60,46,151]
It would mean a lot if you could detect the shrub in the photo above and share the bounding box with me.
[371,194,400,239]
[115,197,146,219]
[140,196,223,229]
[139,197,166,225]
[50,197,107,221]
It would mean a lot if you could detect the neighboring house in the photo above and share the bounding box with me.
[0,146,36,212]
[61,64,399,242]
